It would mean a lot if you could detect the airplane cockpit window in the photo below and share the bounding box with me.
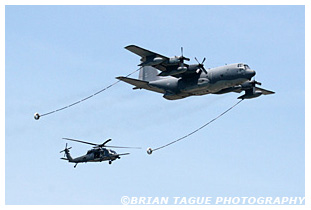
[237,63,243,68]
[244,64,250,69]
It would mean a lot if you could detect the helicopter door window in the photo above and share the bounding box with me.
[94,151,100,158]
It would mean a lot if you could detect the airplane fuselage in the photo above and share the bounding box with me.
[119,45,274,100]
[148,63,255,100]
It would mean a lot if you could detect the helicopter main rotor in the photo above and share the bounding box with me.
[62,137,141,149]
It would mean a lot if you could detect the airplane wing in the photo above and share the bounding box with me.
[125,45,169,60]
[116,76,165,94]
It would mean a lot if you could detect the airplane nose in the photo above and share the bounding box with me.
[246,69,256,79]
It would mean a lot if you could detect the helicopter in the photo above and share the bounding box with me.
[60,138,140,168]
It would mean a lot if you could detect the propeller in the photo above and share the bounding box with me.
[241,79,262,89]
[252,80,262,86]
[60,143,72,157]
[195,57,207,74]
[178,47,190,64]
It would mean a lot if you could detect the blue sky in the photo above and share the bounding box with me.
[5,5,305,204]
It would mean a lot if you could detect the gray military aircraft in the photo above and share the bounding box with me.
[117,45,274,100]
[60,138,140,168]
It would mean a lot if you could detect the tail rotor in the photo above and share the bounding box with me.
[60,143,72,157]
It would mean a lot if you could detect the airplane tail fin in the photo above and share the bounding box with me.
[139,66,160,82]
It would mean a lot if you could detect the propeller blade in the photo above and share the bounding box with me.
[178,47,190,62]
[195,57,207,74]
[201,66,208,74]
[251,80,262,86]
[195,57,199,64]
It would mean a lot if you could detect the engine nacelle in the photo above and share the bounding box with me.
[140,57,164,66]
[158,66,188,76]
[177,66,187,72]
[169,57,180,64]
[153,57,164,64]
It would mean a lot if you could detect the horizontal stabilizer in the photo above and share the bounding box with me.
[116,76,165,94]
[60,158,68,161]
[116,77,149,89]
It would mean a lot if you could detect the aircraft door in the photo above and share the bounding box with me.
[94,151,100,159]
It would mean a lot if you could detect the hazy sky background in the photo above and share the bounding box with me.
[5,5,305,204]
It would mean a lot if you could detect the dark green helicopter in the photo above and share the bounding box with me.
[60,138,140,168]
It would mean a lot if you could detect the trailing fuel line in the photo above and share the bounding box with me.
[34,68,140,120]
[146,99,244,154]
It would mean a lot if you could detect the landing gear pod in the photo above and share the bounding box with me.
[34,112,40,120]
[147,147,153,155]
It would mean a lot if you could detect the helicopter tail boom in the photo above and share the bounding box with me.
[64,151,74,162]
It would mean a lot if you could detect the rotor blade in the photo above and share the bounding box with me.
[62,138,97,146]
[60,143,68,153]
[202,57,206,64]
[115,153,130,156]
[101,139,112,147]
[104,145,141,149]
